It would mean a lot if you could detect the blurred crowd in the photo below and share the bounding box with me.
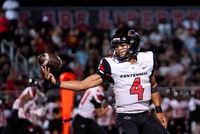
[0,9,200,91]
[0,1,200,134]
[160,88,200,134]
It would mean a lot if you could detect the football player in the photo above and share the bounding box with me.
[72,85,112,134]
[2,78,45,134]
[42,26,168,134]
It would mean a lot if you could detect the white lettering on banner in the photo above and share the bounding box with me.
[98,10,112,30]
[171,10,185,28]
[58,11,73,28]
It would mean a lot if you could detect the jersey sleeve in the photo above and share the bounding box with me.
[150,52,158,77]
[96,58,114,83]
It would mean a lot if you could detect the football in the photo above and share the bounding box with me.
[37,53,62,71]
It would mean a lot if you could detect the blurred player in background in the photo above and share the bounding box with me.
[42,26,168,134]
[72,85,112,134]
[2,78,45,134]
[169,90,188,134]
[190,90,200,134]
[96,104,119,134]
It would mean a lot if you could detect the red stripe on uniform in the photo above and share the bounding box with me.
[96,94,103,101]
[31,88,36,97]
[100,63,105,72]
[80,91,90,105]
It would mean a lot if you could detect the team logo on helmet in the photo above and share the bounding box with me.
[128,29,137,37]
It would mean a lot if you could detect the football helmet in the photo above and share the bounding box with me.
[29,78,43,90]
[111,27,140,61]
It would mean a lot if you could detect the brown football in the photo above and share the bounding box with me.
[38,53,62,71]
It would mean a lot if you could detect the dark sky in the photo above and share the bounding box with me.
[0,0,199,7]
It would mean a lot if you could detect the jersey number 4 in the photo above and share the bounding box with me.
[130,77,144,100]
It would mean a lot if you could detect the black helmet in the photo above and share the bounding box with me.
[111,27,140,61]
[29,78,43,89]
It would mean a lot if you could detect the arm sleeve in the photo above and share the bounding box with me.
[96,58,114,83]
[151,86,159,93]
[150,52,158,77]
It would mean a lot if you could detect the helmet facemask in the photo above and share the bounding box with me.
[29,78,43,90]
[111,41,130,62]
[111,28,140,62]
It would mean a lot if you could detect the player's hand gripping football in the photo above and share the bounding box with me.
[155,113,168,129]
[41,66,56,85]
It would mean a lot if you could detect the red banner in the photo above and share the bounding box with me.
[58,11,73,28]
[18,8,200,30]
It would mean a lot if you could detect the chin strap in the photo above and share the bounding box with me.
[113,49,129,62]
[117,56,128,62]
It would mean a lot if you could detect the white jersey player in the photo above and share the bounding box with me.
[3,79,45,134]
[13,85,45,124]
[77,86,108,119]
[42,26,168,134]
[13,86,38,110]
[98,51,154,113]
[97,105,119,134]
[72,85,111,134]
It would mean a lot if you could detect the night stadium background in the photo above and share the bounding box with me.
[0,0,200,134]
